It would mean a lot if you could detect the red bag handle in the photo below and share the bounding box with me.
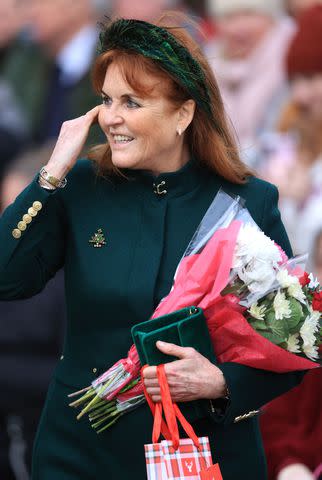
[141,365,171,442]
[142,364,201,450]
[156,364,180,449]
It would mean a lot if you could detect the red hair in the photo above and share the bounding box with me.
[89,16,253,184]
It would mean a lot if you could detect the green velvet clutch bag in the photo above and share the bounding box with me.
[131,306,216,366]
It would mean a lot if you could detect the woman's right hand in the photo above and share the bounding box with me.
[44,106,101,179]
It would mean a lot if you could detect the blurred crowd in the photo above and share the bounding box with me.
[1,0,322,479]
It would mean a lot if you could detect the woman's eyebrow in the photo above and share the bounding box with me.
[101,89,140,99]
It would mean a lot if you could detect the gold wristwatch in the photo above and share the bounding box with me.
[39,167,67,189]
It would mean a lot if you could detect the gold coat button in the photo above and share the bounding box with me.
[92,368,97,374]
[28,207,37,217]
[12,228,22,239]
[33,201,43,211]
[17,221,27,231]
[23,214,32,224]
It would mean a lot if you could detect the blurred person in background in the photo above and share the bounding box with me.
[112,0,207,43]
[205,0,296,167]
[0,0,24,62]
[260,366,322,480]
[312,229,322,284]
[0,0,109,166]
[259,5,322,260]
[0,143,66,480]
[0,0,29,176]
[285,0,322,17]
[113,0,181,21]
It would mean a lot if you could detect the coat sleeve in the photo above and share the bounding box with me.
[199,182,306,425]
[0,176,66,300]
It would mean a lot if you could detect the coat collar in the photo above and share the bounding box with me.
[123,159,209,199]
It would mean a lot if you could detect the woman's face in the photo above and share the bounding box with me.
[291,74,322,119]
[98,63,190,175]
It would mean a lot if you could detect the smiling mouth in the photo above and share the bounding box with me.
[112,134,135,144]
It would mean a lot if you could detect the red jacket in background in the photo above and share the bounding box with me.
[260,368,322,479]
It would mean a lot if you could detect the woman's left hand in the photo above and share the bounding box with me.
[143,341,227,403]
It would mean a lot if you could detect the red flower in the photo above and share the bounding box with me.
[312,291,322,312]
[300,271,310,287]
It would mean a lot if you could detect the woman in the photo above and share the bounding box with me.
[0,16,305,480]
[260,5,322,259]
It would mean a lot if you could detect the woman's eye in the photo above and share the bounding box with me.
[127,98,140,109]
[102,96,111,106]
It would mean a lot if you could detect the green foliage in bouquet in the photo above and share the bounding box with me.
[245,280,322,361]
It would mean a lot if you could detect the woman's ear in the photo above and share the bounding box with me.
[177,99,196,134]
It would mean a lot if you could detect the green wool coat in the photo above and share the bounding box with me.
[0,159,305,479]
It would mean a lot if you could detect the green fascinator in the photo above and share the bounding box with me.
[98,18,213,120]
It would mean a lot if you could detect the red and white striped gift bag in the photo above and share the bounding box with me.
[145,437,222,480]
[145,442,168,480]
[143,365,223,480]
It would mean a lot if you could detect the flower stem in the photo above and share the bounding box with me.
[69,389,96,408]
[96,413,122,434]
[68,386,91,398]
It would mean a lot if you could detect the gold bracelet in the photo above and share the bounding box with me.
[38,176,57,190]
[39,167,67,189]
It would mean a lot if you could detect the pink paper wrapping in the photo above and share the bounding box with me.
[153,221,241,318]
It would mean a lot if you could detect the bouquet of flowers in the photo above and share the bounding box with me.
[69,190,322,433]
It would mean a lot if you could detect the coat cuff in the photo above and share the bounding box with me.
[0,175,58,270]
[201,362,306,425]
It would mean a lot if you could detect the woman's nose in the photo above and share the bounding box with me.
[100,104,124,129]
